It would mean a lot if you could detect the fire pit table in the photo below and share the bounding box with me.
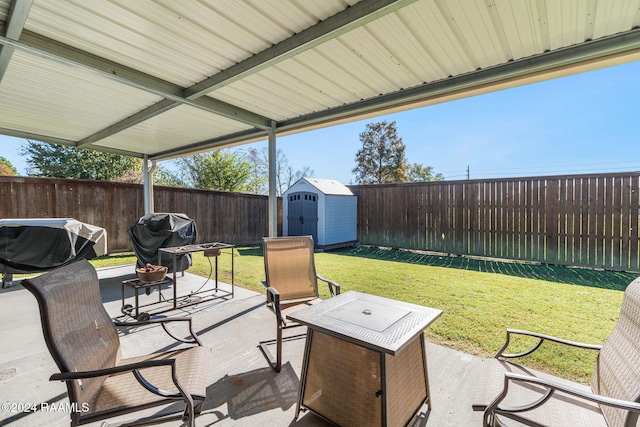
[287,291,442,427]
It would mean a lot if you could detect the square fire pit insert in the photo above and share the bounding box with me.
[323,299,411,332]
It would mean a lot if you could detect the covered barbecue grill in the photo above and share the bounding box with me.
[0,218,107,287]
[128,213,197,273]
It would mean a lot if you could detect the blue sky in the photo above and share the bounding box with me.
[2,60,639,184]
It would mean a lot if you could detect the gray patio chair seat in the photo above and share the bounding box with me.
[473,276,640,427]
[22,260,211,427]
[258,235,340,372]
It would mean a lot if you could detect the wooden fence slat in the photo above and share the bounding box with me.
[587,177,597,266]
[621,176,631,269]
[558,178,567,263]
[477,182,486,256]
[597,176,608,267]
[532,179,541,261]
[454,183,464,254]
[490,181,497,257]
[612,176,622,269]
[499,180,505,258]
[546,179,559,263]
[631,176,640,271]
[571,178,580,265]
[466,183,476,254]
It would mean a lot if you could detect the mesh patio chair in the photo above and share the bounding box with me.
[473,276,640,427]
[22,260,211,427]
[259,236,340,372]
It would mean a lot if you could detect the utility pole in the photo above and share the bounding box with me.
[466,165,470,180]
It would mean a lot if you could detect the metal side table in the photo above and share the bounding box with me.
[158,242,235,299]
[288,291,442,427]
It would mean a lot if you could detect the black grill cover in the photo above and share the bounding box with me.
[0,218,107,274]
[128,213,197,273]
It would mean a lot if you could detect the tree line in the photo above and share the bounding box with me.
[0,120,441,192]
[13,142,311,196]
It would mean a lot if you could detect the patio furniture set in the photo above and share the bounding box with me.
[21,235,640,426]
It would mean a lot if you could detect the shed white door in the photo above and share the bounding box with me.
[287,192,318,243]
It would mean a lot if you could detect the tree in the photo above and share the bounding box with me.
[246,147,313,196]
[153,166,186,187]
[244,148,269,194]
[21,141,139,180]
[0,156,17,176]
[171,150,260,192]
[407,163,444,182]
[352,121,409,184]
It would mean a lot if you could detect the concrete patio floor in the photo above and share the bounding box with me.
[0,265,484,426]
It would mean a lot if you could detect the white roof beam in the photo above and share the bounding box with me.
[184,0,420,99]
[0,0,33,82]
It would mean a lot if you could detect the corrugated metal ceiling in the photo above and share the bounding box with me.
[1,0,639,160]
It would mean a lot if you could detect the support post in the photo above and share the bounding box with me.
[268,121,277,237]
[142,155,156,214]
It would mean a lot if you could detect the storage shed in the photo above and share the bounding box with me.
[283,178,357,249]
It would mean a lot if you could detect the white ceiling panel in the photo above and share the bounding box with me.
[0,50,161,141]
[26,0,225,87]
[0,0,10,21]
[93,104,252,155]
[491,1,545,59]
[396,1,478,78]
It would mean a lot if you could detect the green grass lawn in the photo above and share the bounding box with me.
[88,246,638,384]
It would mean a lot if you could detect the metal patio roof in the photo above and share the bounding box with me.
[1,0,640,161]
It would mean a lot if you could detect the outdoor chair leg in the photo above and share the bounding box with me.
[275,323,283,372]
[259,319,283,372]
[182,403,196,427]
[259,305,309,373]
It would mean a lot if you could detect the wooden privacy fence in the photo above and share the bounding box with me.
[349,172,640,271]
[3,174,639,271]
[0,176,281,253]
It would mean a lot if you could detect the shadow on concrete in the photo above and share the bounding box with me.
[203,363,298,423]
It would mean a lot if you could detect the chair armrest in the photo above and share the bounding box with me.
[495,328,602,359]
[262,280,277,306]
[316,274,341,296]
[50,358,193,401]
[484,371,640,425]
[265,286,282,323]
[50,358,175,381]
[114,317,202,346]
